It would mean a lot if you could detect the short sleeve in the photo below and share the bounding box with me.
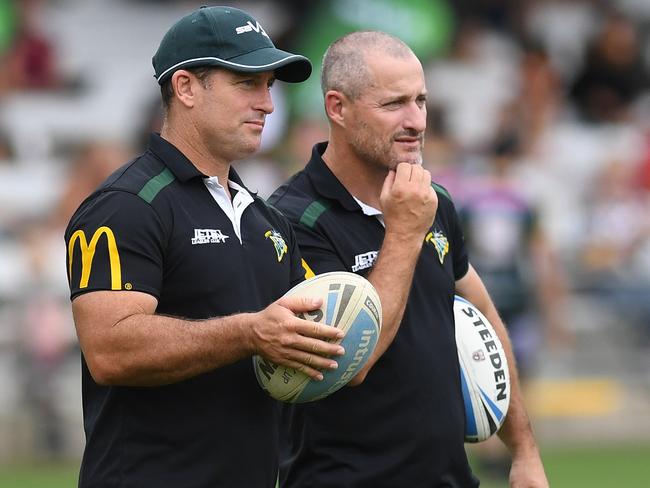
[65,191,166,300]
[447,198,469,281]
[284,218,309,288]
[292,222,347,276]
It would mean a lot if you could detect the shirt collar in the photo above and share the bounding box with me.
[305,142,362,212]
[204,174,249,195]
[147,133,252,192]
[353,196,382,217]
[148,133,202,182]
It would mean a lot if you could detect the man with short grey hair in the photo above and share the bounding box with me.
[270,30,548,487]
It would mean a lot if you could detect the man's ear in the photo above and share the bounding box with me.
[324,90,349,128]
[170,70,196,108]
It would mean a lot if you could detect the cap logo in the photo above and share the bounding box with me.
[235,20,269,38]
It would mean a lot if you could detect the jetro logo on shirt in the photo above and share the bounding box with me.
[191,229,230,245]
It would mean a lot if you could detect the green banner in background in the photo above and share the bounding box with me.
[0,0,17,54]
[288,0,455,120]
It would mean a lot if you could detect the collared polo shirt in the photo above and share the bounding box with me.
[268,142,479,488]
[65,133,304,488]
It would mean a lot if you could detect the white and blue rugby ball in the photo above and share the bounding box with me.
[454,295,510,442]
[253,272,382,403]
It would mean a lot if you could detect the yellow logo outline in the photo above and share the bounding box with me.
[425,230,449,265]
[264,229,287,262]
[68,226,122,290]
[301,259,315,279]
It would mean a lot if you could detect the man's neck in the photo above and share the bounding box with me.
[160,124,231,187]
[321,141,386,209]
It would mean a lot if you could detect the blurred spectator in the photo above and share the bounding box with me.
[426,18,520,150]
[276,118,329,176]
[577,159,650,337]
[8,139,130,459]
[458,113,570,480]
[51,141,132,230]
[0,125,14,161]
[452,0,526,36]
[580,159,650,275]
[569,11,650,123]
[0,0,60,95]
[16,219,75,460]
[524,0,598,82]
[639,130,650,192]
[460,118,569,364]
[517,41,563,155]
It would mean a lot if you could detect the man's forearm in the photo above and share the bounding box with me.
[349,231,423,384]
[78,311,254,387]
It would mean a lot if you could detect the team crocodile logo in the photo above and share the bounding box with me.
[265,229,287,262]
[425,230,449,265]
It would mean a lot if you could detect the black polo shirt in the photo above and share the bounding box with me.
[268,142,479,488]
[65,133,304,488]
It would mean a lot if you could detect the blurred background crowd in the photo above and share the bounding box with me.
[0,0,649,477]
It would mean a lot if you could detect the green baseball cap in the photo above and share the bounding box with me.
[153,6,312,85]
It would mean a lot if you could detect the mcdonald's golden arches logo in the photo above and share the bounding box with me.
[302,259,315,280]
[68,226,122,290]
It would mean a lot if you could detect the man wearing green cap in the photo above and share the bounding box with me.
[64,6,343,487]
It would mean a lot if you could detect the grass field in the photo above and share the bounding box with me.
[1,443,649,487]
[475,443,650,488]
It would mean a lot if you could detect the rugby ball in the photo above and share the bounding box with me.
[454,295,510,442]
[253,272,382,403]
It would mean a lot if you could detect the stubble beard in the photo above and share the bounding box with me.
[349,121,424,172]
